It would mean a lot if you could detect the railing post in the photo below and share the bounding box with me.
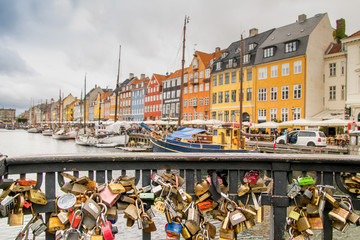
[45,172,56,240]
[142,169,151,240]
[271,163,290,240]
[322,172,334,240]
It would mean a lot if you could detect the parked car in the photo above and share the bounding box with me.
[276,130,327,147]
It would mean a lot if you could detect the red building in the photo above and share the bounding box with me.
[145,74,166,120]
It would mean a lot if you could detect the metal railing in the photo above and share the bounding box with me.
[1,153,360,240]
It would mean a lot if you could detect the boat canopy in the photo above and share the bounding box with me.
[167,128,206,140]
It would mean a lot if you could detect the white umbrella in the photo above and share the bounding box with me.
[254,121,280,128]
[204,119,224,125]
[279,119,315,127]
[314,118,349,127]
[189,119,206,125]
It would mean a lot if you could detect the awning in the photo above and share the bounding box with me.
[310,109,344,121]
[167,128,206,140]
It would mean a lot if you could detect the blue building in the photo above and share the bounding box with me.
[131,75,149,121]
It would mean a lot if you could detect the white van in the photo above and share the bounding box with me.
[276,130,327,147]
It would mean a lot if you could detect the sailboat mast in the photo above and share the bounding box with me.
[178,16,189,127]
[98,93,101,126]
[114,45,121,122]
[239,34,244,148]
[84,74,87,134]
[59,89,62,126]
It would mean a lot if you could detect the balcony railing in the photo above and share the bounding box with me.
[1,153,360,240]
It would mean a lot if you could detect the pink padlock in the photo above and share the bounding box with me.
[206,175,223,186]
[243,170,260,184]
[99,185,120,207]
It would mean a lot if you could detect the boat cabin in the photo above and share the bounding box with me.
[212,123,245,150]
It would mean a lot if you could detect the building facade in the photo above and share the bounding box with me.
[131,75,149,121]
[162,69,183,120]
[145,74,165,120]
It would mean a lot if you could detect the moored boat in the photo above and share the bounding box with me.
[27,127,41,133]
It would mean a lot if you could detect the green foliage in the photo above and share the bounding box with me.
[16,117,27,123]
[333,18,348,43]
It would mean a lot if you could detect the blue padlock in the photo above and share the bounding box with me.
[165,219,182,236]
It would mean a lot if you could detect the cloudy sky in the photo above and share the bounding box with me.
[0,0,358,115]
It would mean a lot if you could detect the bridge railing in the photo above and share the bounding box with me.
[1,153,360,240]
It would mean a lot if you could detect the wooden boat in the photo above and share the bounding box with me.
[27,127,41,133]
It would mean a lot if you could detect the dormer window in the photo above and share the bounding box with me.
[248,43,256,51]
[235,47,240,54]
[264,47,274,58]
[193,59,199,69]
[285,41,297,53]
[216,62,221,70]
[229,59,233,67]
[243,54,250,64]
[221,52,227,58]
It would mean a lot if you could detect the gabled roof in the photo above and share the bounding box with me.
[153,74,166,84]
[166,68,189,80]
[255,13,326,64]
[346,30,360,39]
[325,42,343,55]
[100,91,111,100]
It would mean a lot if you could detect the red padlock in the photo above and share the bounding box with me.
[243,170,260,184]
[68,209,82,228]
[16,179,37,186]
[99,203,115,240]
[198,200,213,211]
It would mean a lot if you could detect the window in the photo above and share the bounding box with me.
[218,112,223,121]
[177,90,180,97]
[225,73,230,84]
[294,61,302,74]
[281,108,289,121]
[258,67,267,80]
[205,83,209,91]
[264,47,274,58]
[293,84,302,99]
[228,59,233,68]
[231,111,236,122]
[330,63,336,76]
[216,62,221,70]
[231,72,236,84]
[184,99,187,107]
[171,91,175,98]
[282,63,289,76]
[258,88,267,101]
[258,109,266,121]
[194,85,198,93]
[281,86,289,100]
[249,43,255,51]
[205,97,209,105]
[218,92,223,104]
[199,98,203,106]
[224,91,230,103]
[205,69,210,78]
[183,113,187,121]
[212,93,217,104]
[224,111,229,122]
[184,87,187,94]
[200,71,204,78]
[329,86,336,100]
[271,65,278,78]
[231,90,237,102]
[270,108,277,121]
[341,61,345,75]
[293,107,301,120]
[246,88,252,101]
[219,74,223,85]
[167,92,170,99]
[199,112,203,120]
[341,85,345,100]
[270,87,277,101]
[194,72,198,81]
[184,74,188,83]
[199,84,203,92]
[211,112,216,120]
[247,69,252,81]
[285,41,297,53]
[212,76,217,87]
[189,86,193,93]
[243,54,250,63]
[188,113,192,121]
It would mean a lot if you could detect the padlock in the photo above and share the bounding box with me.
[143,216,157,232]
[73,176,91,185]
[99,185,120,207]
[154,186,166,213]
[55,230,65,240]
[28,189,47,205]
[83,194,102,220]
[219,227,235,239]
[12,184,31,193]
[196,191,211,203]
[99,203,116,240]
[8,208,24,226]
[303,188,313,199]
[296,210,311,232]
[0,182,15,202]
[31,216,48,236]
[0,178,14,189]
[198,200,212,211]
[88,226,103,240]
[180,221,192,239]
[120,195,135,204]
[63,210,83,240]
[308,214,323,229]
[243,170,260,184]
[139,192,155,201]
[107,206,118,224]
[61,182,73,193]
[48,213,66,233]
[339,200,360,224]
[287,180,301,199]
[151,185,163,196]
[297,176,315,186]
[57,211,69,225]
[229,209,246,226]
[329,207,349,223]
[126,216,135,227]
[135,199,143,229]
[187,202,200,223]
[71,183,88,195]
[0,194,17,216]
[194,179,210,196]
[244,218,256,229]
[166,217,183,236]
[332,220,350,232]
[108,182,126,194]
[68,209,82,228]
[289,208,301,221]
[124,203,138,220]
[324,193,339,208]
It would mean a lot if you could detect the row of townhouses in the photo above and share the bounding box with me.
[27,13,360,125]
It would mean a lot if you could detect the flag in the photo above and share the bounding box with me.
[273,135,277,150]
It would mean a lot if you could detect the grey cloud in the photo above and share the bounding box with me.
[0,45,35,76]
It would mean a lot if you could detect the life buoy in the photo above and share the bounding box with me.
[232,137,239,145]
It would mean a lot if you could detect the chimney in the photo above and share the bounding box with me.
[298,14,307,23]
[129,73,134,79]
[249,28,258,37]
[215,47,220,52]
[141,73,145,79]
[95,84,97,88]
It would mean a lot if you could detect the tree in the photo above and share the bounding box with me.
[333,18,348,43]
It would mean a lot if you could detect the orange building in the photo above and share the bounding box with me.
[183,49,223,121]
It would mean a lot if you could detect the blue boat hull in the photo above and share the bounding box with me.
[150,135,254,153]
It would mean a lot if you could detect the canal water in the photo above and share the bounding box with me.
[0,129,359,239]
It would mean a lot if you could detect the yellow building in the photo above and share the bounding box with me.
[65,99,79,122]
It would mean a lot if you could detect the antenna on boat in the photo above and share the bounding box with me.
[84,73,87,134]
[178,15,190,128]
[114,45,121,122]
